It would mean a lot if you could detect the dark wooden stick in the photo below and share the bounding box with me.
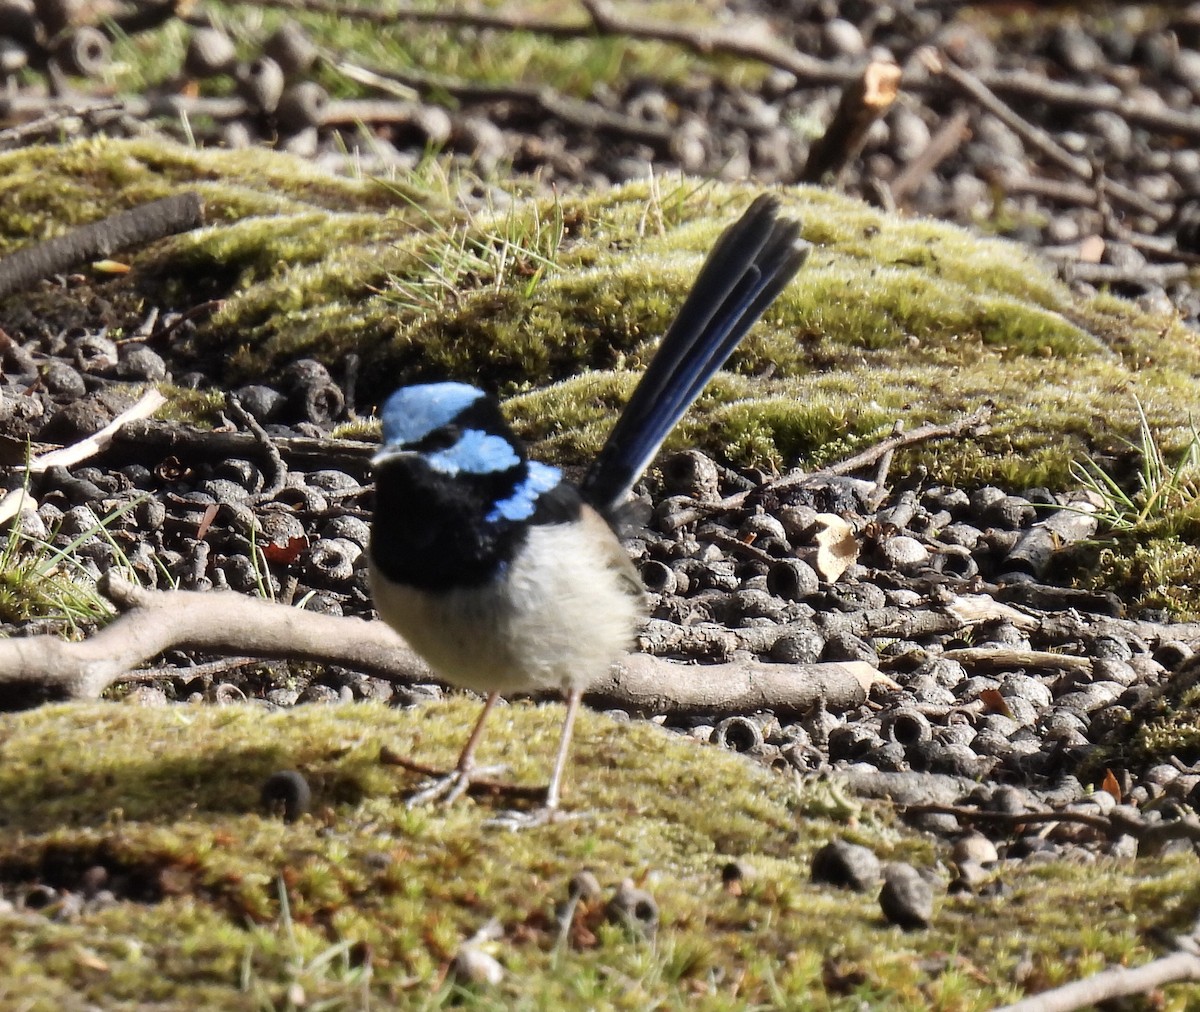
[0,192,204,300]
[801,60,902,185]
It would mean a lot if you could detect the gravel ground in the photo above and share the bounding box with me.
[3,1,1200,869]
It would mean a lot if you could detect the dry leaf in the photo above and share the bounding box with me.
[979,688,1013,717]
[813,513,858,582]
[92,259,131,275]
[262,535,308,564]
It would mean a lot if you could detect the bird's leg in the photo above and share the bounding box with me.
[486,688,584,830]
[406,691,505,807]
[544,687,583,811]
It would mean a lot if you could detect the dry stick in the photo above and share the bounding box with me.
[580,0,851,84]
[1058,260,1192,287]
[922,49,1092,180]
[902,802,1200,851]
[939,646,1092,673]
[335,58,675,147]
[0,192,204,300]
[0,389,171,526]
[890,107,971,205]
[991,952,1200,1012]
[981,67,1200,144]
[222,393,287,499]
[658,404,994,533]
[925,52,1169,222]
[0,99,123,149]
[26,389,168,475]
[868,420,902,510]
[111,420,376,474]
[253,0,606,38]
[0,573,873,714]
[800,60,902,184]
[802,403,994,482]
[251,0,859,84]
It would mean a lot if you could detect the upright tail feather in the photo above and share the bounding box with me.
[580,195,809,515]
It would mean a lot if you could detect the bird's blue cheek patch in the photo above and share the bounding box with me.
[487,461,562,522]
[426,428,521,476]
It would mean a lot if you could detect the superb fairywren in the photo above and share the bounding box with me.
[370,195,809,817]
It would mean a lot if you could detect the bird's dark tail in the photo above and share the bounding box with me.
[580,194,810,515]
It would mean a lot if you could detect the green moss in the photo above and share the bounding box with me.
[4,140,1200,492]
[0,701,1194,1008]
[1078,538,1200,621]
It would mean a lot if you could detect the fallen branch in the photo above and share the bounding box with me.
[210,1,1200,145]
[922,49,1092,180]
[336,58,675,147]
[0,192,204,300]
[816,404,994,481]
[903,802,1200,854]
[1056,260,1192,288]
[890,107,971,206]
[938,646,1092,674]
[925,53,1169,222]
[0,574,875,716]
[990,951,1200,1012]
[110,419,375,474]
[588,653,873,717]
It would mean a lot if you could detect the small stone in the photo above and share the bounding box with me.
[822,18,865,57]
[811,839,881,892]
[951,831,998,866]
[117,345,167,381]
[451,945,504,986]
[879,535,930,572]
[879,863,933,930]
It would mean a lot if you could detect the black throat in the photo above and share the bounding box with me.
[370,455,524,592]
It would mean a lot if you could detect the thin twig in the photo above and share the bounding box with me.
[335,57,675,146]
[658,404,994,532]
[922,49,1092,179]
[223,393,287,499]
[890,107,971,205]
[20,389,168,477]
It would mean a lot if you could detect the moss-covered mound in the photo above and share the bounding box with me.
[2,138,1198,491]
[0,700,1195,1009]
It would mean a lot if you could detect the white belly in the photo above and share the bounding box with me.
[370,522,644,695]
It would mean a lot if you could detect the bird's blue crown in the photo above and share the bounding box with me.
[375,382,564,526]
[380,382,484,447]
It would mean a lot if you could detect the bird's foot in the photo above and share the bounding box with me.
[405,764,508,808]
[484,805,580,832]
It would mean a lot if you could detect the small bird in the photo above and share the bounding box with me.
[369,195,809,819]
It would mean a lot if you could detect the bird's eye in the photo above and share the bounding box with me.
[415,425,461,452]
